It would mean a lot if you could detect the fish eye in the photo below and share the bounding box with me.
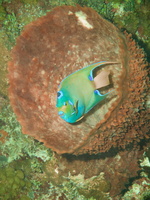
[57,91,63,99]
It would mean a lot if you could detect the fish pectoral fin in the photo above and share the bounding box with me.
[74,100,79,114]
[94,70,110,89]
[71,100,79,115]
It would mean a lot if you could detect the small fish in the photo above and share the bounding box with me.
[56,61,116,123]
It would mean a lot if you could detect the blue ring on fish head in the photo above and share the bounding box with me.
[57,91,63,99]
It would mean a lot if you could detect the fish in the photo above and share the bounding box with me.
[56,61,116,123]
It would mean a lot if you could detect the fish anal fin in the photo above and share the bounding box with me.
[94,70,110,89]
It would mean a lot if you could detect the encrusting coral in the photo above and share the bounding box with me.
[8,5,149,154]
[0,164,31,200]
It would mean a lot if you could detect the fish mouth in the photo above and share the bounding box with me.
[58,111,64,116]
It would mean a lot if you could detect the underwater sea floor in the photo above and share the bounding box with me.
[0,0,150,199]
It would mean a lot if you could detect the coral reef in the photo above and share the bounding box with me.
[0,5,7,23]
[0,157,53,200]
[0,130,8,144]
[111,0,150,61]
[8,5,149,154]
[0,37,10,108]
[0,105,52,163]
[76,0,150,61]
[2,2,48,50]
[0,1,149,199]
[44,147,145,199]
[122,144,150,200]
[0,160,31,200]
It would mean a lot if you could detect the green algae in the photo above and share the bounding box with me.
[0,155,8,166]
[0,5,6,22]
[143,191,150,200]
[1,5,47,49]
[2,12,19,49]
[21,0,39,5]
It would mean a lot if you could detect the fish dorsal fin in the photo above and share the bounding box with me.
[94,69,110,89]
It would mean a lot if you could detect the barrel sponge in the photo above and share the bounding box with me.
[8,5,149,154]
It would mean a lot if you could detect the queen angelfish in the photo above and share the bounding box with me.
[56,61,115,123]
